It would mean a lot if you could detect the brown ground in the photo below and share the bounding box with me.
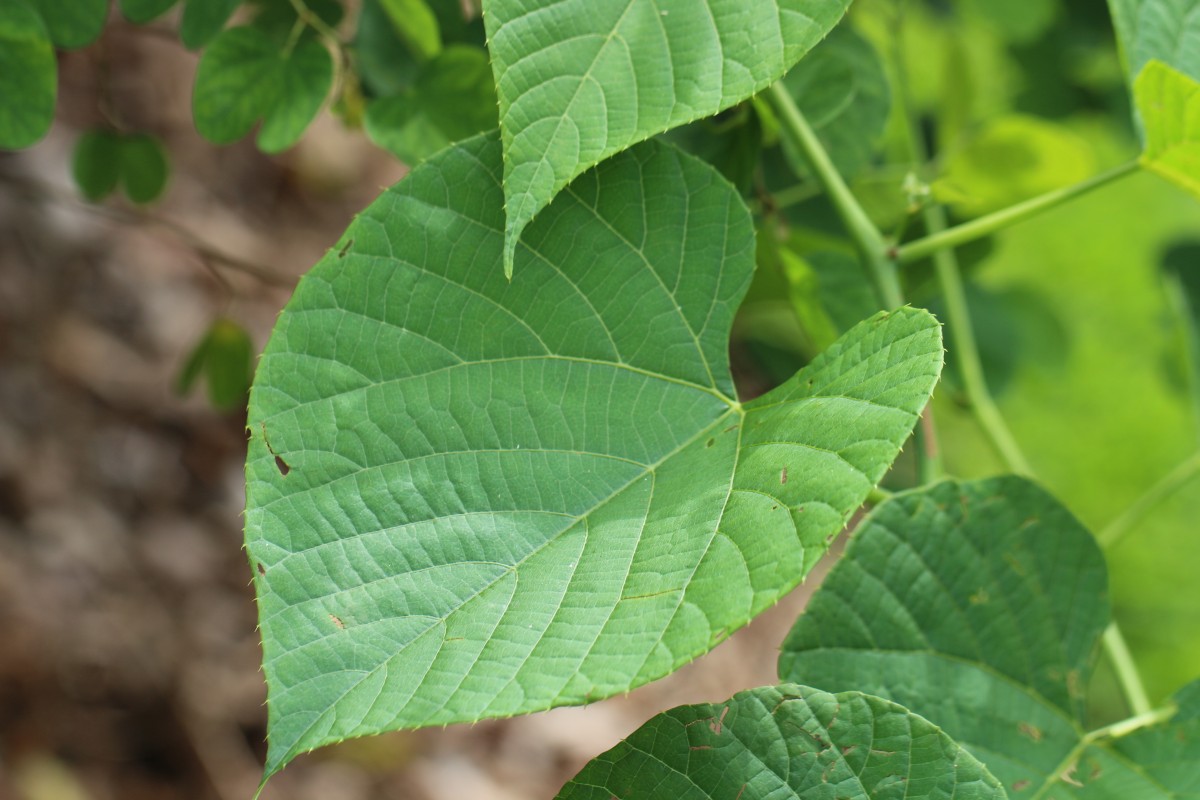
[0,16,826,800]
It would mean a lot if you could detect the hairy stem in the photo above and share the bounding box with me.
[895,161,1140,265]
[1099,450,1200,548]
[763,83,903,310]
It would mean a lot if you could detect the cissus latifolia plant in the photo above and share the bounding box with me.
[5,0,1200,796]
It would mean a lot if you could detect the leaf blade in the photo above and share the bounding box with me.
[246,132,942,778]
[483,0,853,275]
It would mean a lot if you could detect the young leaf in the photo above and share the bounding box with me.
[119,0,179,24]
[119,133,169,204]
[780,476,1200,797]
[364,45,498,165]
[72,130,124,201]
[557,685,1006,800]
[193,26,332,153]
[482,0,853,275]
[777,24,891,180]
[0,1,56,150]
[27,0,107,49]
[181,0,241,49]
[245,132,943,779]
[1136,60,1200,198]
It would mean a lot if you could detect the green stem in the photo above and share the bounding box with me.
[895,161,1140,265]
[1098,450,1200,548]
[763,83,903,310]
[1084,704,1175,743]
[1102,623,1153,716]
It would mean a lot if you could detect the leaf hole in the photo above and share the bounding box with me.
[274,455,291,476]
[256,562,266,576]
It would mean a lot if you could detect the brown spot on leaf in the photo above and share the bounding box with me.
[1018,722,1043,742]
[780,468,788,485]
[337,238,354,257]
[1012,780,1031,792]
[256,562,266,576]
[329,614,345,629]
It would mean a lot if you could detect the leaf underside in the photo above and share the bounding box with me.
[1136,60,1200,198]
[482,0,854,274]
[245,132,943,778]
[558,684,1006,800]
[780,476,1200,797]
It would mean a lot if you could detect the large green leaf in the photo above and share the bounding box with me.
[28,0,107,49]
[1136,60,1200,198]
[245,132,943,778]
[192,26,332,153]
[0,0,56,150]
[557,685,1006,800]
[482,0,853,275]
[780,477,1200,797]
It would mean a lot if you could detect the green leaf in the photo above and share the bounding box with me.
[778,25,891,180]
[120,133,169,203]
[557,685,1006,800]
[192,26,332,153]
[933,115,1096,217]
[119,0,178,24]
[245,132,943,778]
[177,319,254,410]
[72,130,123,201]
[28,0,107,49]
[660,104,763,194]
[181,0,241,48]
[0,1,56,150]
[1136,59,1200,198]
[483,0,853,276]
[364,45,498,164]
[961,0,1060,44]
[353,0,421,97]
[780,476,1200,797]
[378,0,441,61]
[1108,0,1200,87]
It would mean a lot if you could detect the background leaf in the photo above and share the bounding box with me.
[378,0,441,61]
[364,45,497,165]
[192,26,332,153]
[482,0,854,274]
[119,133,169,204]
[181,0,241,49]
[777,24,891,180]
[1136,59,1200,198]
[0,0,57,150]
[245,132,942,778]
[72,130,124,201]
[119,0,178,24]
[28,0,107,49]
[1108,0,1200,89]
[557,685,1006,800]
[780,476,1200,797]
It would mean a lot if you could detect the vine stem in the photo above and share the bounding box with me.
[1102,623,1153,716]
[895,161,1140,265]
[1099,450,1200,548]
[762,83,903,310]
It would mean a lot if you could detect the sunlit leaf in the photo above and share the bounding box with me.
[192,26,332,153]
[245,132,943,779]
[482,0,853,275]
[0,0,56,150]
[1136,59,1200,198]
[780,476,1200,798]
[558,685,1006,800]
[1108,0,1200,87]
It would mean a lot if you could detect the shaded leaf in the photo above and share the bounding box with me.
[181,0,241,48]
[660,104,763,194]
[364,45,497,165]
[28,0,107,49]
[1108,0,1200,89]
[1136,59,1200,198]
[192,26,332,153]
[177,319,254,411]
[118,0,178,24]
[934,114,1096,217]
[557,685,1006,800]
[0,1,56,150]
[120,133,169,204]
[961,0,1060,44]
[780,476,1200,797]
[778,24,891,180]
[72,130,123,201]
[245,132,943,779]
[483,0,853,275]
